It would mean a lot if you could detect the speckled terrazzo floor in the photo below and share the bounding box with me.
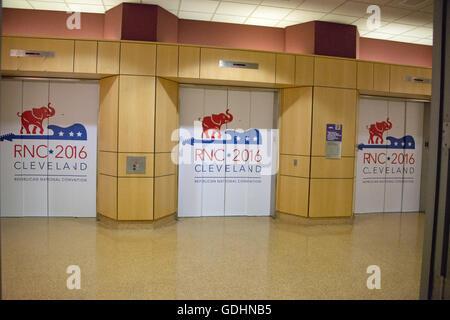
[1,212,424,299]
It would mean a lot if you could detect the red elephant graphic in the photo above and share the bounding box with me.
[367,117,392,144]
[199,109,233,139]
[17,102,56,134]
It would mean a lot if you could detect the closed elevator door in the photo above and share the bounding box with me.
[0,78,98,217]
[354,97,425,213]
[177,85,278,217]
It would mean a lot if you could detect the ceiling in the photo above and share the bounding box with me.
[3,0,434,45]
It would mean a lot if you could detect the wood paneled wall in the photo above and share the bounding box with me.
[277,64,357,218]
[277,87,312,217]
[1,36,433,220]
[97,75,179,221]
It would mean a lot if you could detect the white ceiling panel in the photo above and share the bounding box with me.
[68,0,103,4]
[142,0,180,11]
[225,0,261,4]
[298,0,346,13]
[402,26,433,38]
[377,22,416,35]
[320,13,359,24]
[216,2,256,16]
[331,1,369,17]
[352,17,388,32]
[30,1,69,11]
[179,10,213,21]
[246,17,279,27]
[389,0,433,10]
[29,0,65,2]
[394,12,432,26]
[364,31,394,40]
[68,4,105,13]
[261,0,303,9]
[212,14,246,24]
[2,0,434,45]
[276,20,301,28]
[414,38,432,46]
[284,10,326,23]
[355,0,392,4]
[378,5,412,21]
[180,0,219,13]
[389,35,421,43]
[3,0,33,9]
[251,6,292,20]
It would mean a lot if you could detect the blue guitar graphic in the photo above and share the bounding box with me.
[182,129,261,146]
[358,135,415,151]
[0,123,87,142]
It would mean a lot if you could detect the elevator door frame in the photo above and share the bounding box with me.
[177,84,279,218]
[0,76,99,218]
[354,94,431,214]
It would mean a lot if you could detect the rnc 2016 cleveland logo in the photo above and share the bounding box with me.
[0,103,89,177]
[358,117,417,178]
[178,108,270,179]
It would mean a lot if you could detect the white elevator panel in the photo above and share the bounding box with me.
[384,100,405,213]
[178,86,278,217]
[402,102,424,212]
[354,97,425,214]
[354,98,388,213]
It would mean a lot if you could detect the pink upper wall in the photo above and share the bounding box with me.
[285,21,315,54]
[156,7,178,43]
[178,19,285,52]
[104,4,122,40]
[2,8,104,39]
[1,7,432,68]
[359,37,432,67]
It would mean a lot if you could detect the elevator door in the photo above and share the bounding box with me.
[0,79,98,217]
[354,97,424,213]
[178,86,278,217]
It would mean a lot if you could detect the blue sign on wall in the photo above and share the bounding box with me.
[326,124,342,142]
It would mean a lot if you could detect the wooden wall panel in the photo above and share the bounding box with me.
[357,61,373,91]
[373,63,390,92]
[117,178,154,220]
[179,46,200,78]
[309,179,353,217]
[74,40,97,73]
[155,78,179,153]
[200,48,276,83]
[98,151,117,176]
[154,175,177,220]
[157,44,178,77]
[278,155,310,178]
[98,76,119,152]
[310,157,355,179]
[118,75,156,152]
[390,65,432,96]
[97,174,117,219]
[279,87,312,155]
[155,153,177,177]
[276,176,309,217]
[311,87,357,157]
[1,37,74,72]
[275,54,295,85]
[120,42,156,75]
[295,55,314,86]
[117,153,154,177]
[97,41,120,74]
[314,57,356,89]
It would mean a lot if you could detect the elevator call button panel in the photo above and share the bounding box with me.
[126,156,146,174]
